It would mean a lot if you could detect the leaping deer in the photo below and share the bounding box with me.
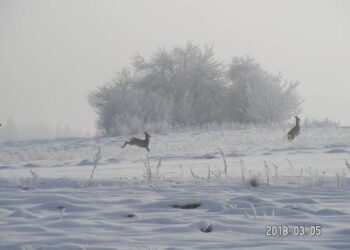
[121,132,151,152]
[287,116,300,141]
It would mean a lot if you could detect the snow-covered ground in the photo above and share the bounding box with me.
[1,127,350,249]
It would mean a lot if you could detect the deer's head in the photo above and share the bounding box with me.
[144,131,151,138]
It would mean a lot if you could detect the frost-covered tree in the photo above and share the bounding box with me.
[88,70,171,136]
[133,42,227,124]
[227,56,302,123]
[89,45,303,136]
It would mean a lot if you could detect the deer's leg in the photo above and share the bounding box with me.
[121,141,129,148]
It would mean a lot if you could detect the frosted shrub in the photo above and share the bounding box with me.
[89,76,172,136]
[142,155,162,184]
[227,56,302,124]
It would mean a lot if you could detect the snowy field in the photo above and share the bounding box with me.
[1,127,350,250]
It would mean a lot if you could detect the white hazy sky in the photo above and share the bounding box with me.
[0,0,349,134]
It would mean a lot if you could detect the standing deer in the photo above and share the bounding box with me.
[121,132,151,152]
[287,116,300,141]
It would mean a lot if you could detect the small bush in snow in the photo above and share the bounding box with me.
[249,176,260,187]
[142,155,162,183]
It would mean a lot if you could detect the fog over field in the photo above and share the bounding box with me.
[1,2,350,250]
[0,0,349,139]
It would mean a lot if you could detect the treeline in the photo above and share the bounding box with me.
[0,119,86,140]
[89,42,302,136]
